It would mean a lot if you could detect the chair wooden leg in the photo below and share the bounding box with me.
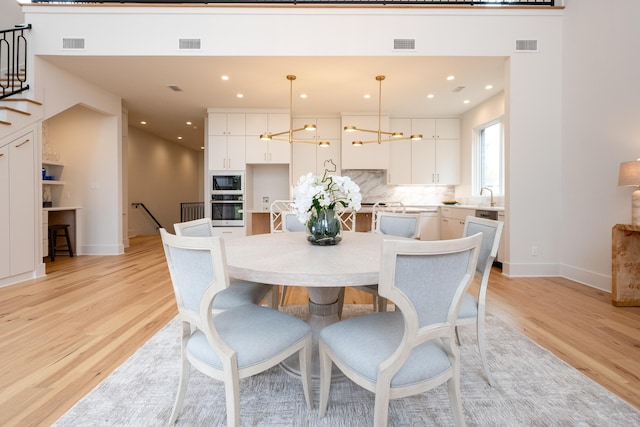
[318,341,332,417]
[447,367,465,427]
[279,285,288,306]
[378,296,387,312]
[373,389,391,427]
[169,355,191,425]
[223,359,241,427]
[299,337,314,409]
[477,314,493,386]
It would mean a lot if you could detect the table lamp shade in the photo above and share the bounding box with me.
[618,159,640,226]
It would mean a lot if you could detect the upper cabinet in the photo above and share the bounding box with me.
[208,113,246,170]
[388,118,461,185]
[341,114,390,170]
[245,113,291,164]
[291,117,341,183]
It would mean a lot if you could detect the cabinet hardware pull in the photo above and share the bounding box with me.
[16,139,31,148]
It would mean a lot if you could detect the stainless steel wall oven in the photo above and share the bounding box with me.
[210,171,245,226]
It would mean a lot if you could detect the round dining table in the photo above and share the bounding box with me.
[224,231,406,377]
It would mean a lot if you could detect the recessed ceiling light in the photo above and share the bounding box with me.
[485,84,493,90]
[446,75,455,81]
[186,121,192,125]
[237,93,243,98]
[200,146,205,150]
[300,94,307,99]
[364,94,371,99]
[140,121,147,125]
[463,100,471,104]
[221,75,229,81]
[177,136,183,140]
[427,94,434,99]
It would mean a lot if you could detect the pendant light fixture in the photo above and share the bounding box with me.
[344,75,423,146]
[260,75,330,147]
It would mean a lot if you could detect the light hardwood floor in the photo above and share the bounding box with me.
[0,235,638,426]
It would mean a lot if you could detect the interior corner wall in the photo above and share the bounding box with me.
[0,1,24,29]
[559,0,640,291]
[128,126,201,236]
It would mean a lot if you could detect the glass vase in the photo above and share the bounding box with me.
[307,208,342,246]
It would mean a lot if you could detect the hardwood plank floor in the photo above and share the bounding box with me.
[0,235,638,426]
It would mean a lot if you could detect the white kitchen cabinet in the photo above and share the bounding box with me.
[291,117,341,183]
[208,113,246,170]
[388,118,460,185]
[341,114,390,170]
[440,206,474,240]
[245,113,291,164]
[0,131,36,280]
[497,211,506,263]
[418,211,440,241]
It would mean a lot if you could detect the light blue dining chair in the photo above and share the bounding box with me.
[319,234,482,427]
[456,216,504,386]
[173,218,277,311]
[160,228,313,426]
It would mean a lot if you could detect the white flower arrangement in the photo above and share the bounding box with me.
[291,161,362,225]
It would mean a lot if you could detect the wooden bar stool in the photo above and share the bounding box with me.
[48,224,74,261]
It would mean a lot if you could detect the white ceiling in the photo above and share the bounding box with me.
[42,55,505,151]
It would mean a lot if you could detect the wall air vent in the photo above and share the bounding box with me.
[179,38,201,50]
[515,39,538,52]
[62,38,85,50]
[393,39,416,51]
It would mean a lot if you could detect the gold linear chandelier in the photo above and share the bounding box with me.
[344,75,423,146]
[260,75,330,147]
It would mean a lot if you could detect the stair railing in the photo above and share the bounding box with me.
[131,202,163,230]
[1,24,32,100]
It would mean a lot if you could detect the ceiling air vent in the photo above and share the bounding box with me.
[62,38,85,50]
[515,39,538,52]
[452,86,466,93]
[167,85,183,92]
[393,39,416,51]
[179,38,201,50]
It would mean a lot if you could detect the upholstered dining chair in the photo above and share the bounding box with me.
[456,216,504,386]
[173,218,277,311]
[370,201,405,231]
[349,212,422,314]
[319,234,482,427]
[159,229,313,427]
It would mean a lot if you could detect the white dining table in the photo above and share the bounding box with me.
[224,231,406,377]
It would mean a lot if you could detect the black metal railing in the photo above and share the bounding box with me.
[132,202,163,230]
[180,202,205,222]
[0,24,32,100]
[31,1,556,6]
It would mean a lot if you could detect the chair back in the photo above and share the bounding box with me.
[269,200,306,233]
[375,212,421,239]
[174,218,213,237]
[160,228,229,328]
[336,206,357,232]
[371,201,405,231]
[378,234,482,338]
[463,216,504,278]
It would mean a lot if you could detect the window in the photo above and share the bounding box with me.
[475,119,504,195]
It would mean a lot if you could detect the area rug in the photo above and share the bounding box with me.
[53,305,640,426]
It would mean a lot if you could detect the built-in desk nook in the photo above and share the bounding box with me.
[43,207,82,260]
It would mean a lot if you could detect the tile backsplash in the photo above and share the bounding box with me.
[343,170,455,206]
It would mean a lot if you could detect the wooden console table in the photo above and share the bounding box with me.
[611,224,640,306]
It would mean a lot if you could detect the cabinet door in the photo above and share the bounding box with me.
[226,135,246,170]
[0,143,9,278]
[245,134,266,164]
[317,139,341,176]
[292,118,316,142]
[388,118,411,185]
[341,115,390,170]
[316,118,341,140]
[244,113,268,136]
[209,135,228,170]
[497,212,505,263]
[9,133,35,275]
[412,118,437,140]
[226,113,245,135]
[435,118,460,139]
[267,140,291,164]
[292,142,316,184]
[435,140,460,185]
[208,113,228,136]
[411,140,436,184]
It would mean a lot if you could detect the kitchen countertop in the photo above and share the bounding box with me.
[444,204,505,212]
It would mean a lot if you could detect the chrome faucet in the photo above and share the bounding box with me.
[480,187,495,207]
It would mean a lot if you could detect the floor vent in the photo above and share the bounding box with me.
[179,38,201,50]
[62,38,85,50]
[515,39,538,52]
[393,38,416,51]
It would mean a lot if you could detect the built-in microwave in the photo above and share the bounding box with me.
[211,171,244,193]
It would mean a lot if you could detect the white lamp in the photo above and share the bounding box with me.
[618,159,640,226]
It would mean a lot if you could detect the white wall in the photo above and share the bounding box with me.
[0,1,24,29]
[560,0,640,290]
[128,126,202,236]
